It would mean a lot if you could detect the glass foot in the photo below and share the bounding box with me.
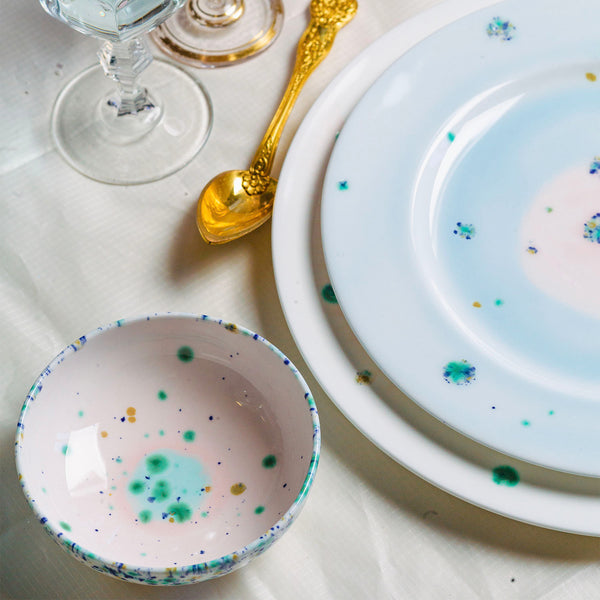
[150,0,283,68]
[51,60,212,184]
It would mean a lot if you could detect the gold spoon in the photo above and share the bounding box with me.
[197,0,358,244]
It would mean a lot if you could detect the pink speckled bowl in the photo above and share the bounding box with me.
[15,313,320,585]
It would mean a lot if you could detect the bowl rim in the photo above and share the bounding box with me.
[15,312,321,582]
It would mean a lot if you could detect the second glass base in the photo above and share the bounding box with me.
[150,0,283,68]
[51,60,212,185]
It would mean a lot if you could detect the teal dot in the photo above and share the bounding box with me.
[159,429,165,436]
[262,454,277,469]
[78,410,84,417]
[129,480,146,495]
[521,420,531,427]
[183,430,196,442]
[152,480,171,502]
[146,454,169,474]
[167,502,192,523]
[139,510,152,523]
[61,445,68,455]
[177,346,194,363]
[115,457,123,463]
[254,506,265,514]
[447,131,456,142]
[337,180,349,191]
[59,521,71,531]
[492,465,520,486]
[495,299,504,307]
[158,390,167,401]
[321,284,338,304]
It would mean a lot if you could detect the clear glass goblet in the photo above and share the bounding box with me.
[41,0,213,184]
[150,0,283,68]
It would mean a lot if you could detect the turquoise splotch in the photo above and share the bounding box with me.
[486,17,516,41]
[492,465,520,486]
[443,360,476,385]
[590,157,600,174]
[338,180,349,191]
[321,283,338,304]
[127,449,210,524]
[453,222,475,240]
[584,213,600,243]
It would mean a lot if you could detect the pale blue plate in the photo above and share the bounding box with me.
[321,0,600,477]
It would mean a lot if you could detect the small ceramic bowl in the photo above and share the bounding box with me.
[15,313,320,585]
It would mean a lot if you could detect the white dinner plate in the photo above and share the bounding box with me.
[321,0,600,477]
[273,0,600,534]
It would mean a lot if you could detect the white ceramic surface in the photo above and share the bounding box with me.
[15,314,320,585]
[320,0,600,477]
[272,0,600,535]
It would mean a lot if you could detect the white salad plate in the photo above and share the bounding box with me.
[321,0,600,477]
[273,0,600,535]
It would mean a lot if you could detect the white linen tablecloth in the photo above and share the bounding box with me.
[2,0,600,598]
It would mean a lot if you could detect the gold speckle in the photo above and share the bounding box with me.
[126,407,136,416]
[205,485,212,493]
[355,370,372,385]
[586,72,597,82]
[128,416,136,423]
[472,301,482,308]
[230,482,247,495]
[169,517,174,523]
[101,431,108,438]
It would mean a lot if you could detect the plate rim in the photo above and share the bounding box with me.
[272,0,600,536]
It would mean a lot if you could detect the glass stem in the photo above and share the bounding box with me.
[98,38,155,117]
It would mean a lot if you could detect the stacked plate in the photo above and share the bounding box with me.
[272,0,600,535]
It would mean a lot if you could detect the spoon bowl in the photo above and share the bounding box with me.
[197,170,277,245]
[196,0,357,244]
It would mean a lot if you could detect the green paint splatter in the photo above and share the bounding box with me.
[159,429,165,436]
[78,410,84,417]
[201,511,208,518]
[167,502,192,523]
[492,465,520,486]
[338,180,349,191]
[129,480,146,495]
[61,445,68,455]
[447,131,456,142]
[177,346,194,362]
[183,430,196,442]
[42,487,47,494]
[321,283,338,304]
[495,299,504,307]
[254,506,265,514]
[548,410,555,415]
[146,454,169,474]
[521,420,531,427]
[546,207,553,213]
[262,454,277,469]
[115,457,123,463]
[59,521,71,531]
[144,433,150,438]
[139,510,152,523]
[158,390,167,401]
[152,480,171,502]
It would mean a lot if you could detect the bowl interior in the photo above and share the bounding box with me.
[16,315,317,568]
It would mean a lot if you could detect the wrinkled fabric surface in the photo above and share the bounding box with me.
[2,0,600,598]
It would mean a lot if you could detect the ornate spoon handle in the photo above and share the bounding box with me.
[242,0,358,195]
